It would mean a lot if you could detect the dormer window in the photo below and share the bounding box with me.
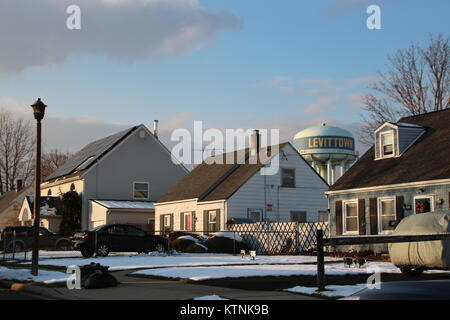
[381,131,394,157]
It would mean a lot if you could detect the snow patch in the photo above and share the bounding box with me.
[286,284,368,297]
[193,295,228,300]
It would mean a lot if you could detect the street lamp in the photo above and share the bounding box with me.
[30,98,46,276]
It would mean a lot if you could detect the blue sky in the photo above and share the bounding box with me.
[0,0,448,152]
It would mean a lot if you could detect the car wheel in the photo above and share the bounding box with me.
[97,244,110,257]
[56,241,72,251]
[400,267,425,276]
[81,248,94,258]
[155,243,166,253]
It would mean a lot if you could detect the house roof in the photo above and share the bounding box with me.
[0,186,33,213]
[158,143,289,203]
[93,200,155,210]
[25,196,63,215]
[45,126,139,182]
[329,108,450,192]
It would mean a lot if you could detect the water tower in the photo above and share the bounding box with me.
[292,123,358,185]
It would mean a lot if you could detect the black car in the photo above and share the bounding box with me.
[72,224,168,257]
[342,280,450,300]
[0,226,72,252]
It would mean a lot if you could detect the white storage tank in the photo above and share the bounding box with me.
[292,123,358,185]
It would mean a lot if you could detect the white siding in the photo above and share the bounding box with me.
[227,144,329,222]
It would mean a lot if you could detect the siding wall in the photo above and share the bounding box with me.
[329,183,450,252]
[398,127,424,154]
[227,144,329,222]
[42,126,188,230]
[155,200,226,232]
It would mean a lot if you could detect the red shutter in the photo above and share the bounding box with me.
[369,198,378,235]
[358,199,366,235]
[335,200,343,236]
[396,196,405,224]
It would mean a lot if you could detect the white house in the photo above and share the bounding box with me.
[155,138,329,234]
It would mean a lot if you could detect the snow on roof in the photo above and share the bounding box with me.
[93,200,155,210]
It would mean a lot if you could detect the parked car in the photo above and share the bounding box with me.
[342,280,450,300]
[71,224,168,257]
[389,211,450,276]
[0,226,72,252]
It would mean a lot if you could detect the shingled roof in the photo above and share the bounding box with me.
[158,143,289,203]
[45,126,138,182]
[329,108,450,192]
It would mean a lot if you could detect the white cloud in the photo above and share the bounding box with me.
[0,0,241,75]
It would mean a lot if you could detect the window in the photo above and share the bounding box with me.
[281,168,296,188]
[319,211,329,222]
[378,197,396,233]
[133,182,149,200]
[380,131,394,157]
[343,200,358,235]
[414,195,434,214]
[126,226,146,237]
[207,210,219,232]
[290,211,307,223]
[162,215,172,232]
[247,208,262,222]
[107,225,126,235]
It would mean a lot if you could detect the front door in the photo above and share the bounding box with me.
[184,213,192,231]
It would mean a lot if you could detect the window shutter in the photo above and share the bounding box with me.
[179,213,184,230]
[159,215,164,235]
[335,200,343,236]
[358,199,366,235]
[396,196,405,224]
[216,210,221,232]
[192,212,196,232]
[170,214,174,231]
[369,198,378,235]
[203,211,208,233]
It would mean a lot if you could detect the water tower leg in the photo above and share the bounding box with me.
[340,160,346,179]
[326,159,332,185]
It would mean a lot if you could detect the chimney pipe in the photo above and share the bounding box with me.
[251,129,261,156]
[16,179,23,193]
[153,120,159,139]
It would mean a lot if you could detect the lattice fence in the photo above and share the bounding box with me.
[229,221,329,255]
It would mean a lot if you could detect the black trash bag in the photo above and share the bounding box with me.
[80,262,118,289]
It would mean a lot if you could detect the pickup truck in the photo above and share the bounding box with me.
[0,226,72,252]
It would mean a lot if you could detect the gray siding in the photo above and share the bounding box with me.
[398,127,424,154]
[81,126,187,229]
[227,144,329,222]
[329,183,450,253]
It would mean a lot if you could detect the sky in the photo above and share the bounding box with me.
[0,0,449,154]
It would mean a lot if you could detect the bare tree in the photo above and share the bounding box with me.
[0,110,34,195]
[360,34,450,145]
[41,149,71,180]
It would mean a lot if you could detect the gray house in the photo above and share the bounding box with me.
[41,123,188,231]
[326,109,450,252]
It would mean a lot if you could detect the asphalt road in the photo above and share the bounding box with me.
[0,288,43,300]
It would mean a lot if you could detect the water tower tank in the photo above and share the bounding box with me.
[292,123,358,185]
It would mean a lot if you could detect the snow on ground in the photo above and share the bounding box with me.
[133,261,450,281]
[0,266,69,283]
[22,253,341,271]
[286,284,367,298]
[193,295,229,300]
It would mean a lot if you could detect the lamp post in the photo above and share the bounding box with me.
[30,98,46,276]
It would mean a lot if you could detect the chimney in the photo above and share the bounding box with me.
[16,179,23,193]
[250,129,261,156]
[153,120,159,139]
